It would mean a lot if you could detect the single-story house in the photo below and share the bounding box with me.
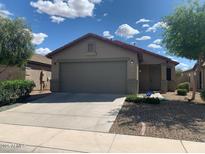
[0,54,51,91]
[47,33,178,94]
[180,64,205,90]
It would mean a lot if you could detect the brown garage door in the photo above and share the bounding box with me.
[59,61,127,94]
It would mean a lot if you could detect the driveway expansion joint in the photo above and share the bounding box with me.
[107,134,117,152]
[180,140,188,153]
[6,110,115,119]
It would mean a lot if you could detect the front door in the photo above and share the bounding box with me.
[150,65,161,91]
[139,64,161,92]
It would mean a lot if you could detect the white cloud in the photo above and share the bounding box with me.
[142,24,150,28]
[115,24,139,39]
[30,0,101,20]
[50,16,65,24]
[153,39,162,45]
[146,21,168,32]
[32,33,48,45]
[0,3,13,18]
[103,13,108,17]
[35,48,51,55]
[167,55,178,62]
[176,63,191,71]
[148,43,162,49]
[136,18,150,24]
[136,36,151,41]
[89,0,102,4]
[103,31,114,39]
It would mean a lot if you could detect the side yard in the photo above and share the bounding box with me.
[110,92,205,142]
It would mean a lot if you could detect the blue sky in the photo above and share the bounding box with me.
[0,0,200,70]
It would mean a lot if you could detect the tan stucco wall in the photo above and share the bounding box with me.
[51,37,139,94]
[0,64,51,91]
[181,68,205,90]
[0,65,25,81]
[26,69,51,91]
[51,36,178,94]
[26,63,51,91]
[141,53,167,64]
[140,53,177,93]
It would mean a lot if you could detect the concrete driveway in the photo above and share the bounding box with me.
[0,93,125,132]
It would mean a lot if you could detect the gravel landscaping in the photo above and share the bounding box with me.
[110,98,205,142]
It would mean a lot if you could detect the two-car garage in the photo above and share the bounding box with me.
[59,61,127,94]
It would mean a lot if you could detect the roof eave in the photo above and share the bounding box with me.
[46,33,178,65]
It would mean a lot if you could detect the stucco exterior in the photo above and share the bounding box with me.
[51,37,139,94]
[25,63,51,91]
[180,66,205,90]
[0,54,51,91]
[0,65,25,80]
[139,52,177,93]
[48,33,178,94]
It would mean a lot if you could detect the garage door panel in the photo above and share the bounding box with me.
[60,61,127,94]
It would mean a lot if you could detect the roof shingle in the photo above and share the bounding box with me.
[29,54,51,65]
[47,33,178,65]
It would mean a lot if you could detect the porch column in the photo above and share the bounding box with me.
[160,63,167,93]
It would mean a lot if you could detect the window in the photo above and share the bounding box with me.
[167,68,171,81]
[88,43,96,52]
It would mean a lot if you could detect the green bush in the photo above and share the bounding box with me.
[143,97,160,104]
[126,95,160,104]
[125,95,143,103]
[0,80,35,105]
[177,82,190,92]
[200,89,205,101]
[177,89,187,96]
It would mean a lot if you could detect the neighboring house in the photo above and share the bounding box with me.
[180,64,205,90]
[0,54,51,91]
[47,33,178,94]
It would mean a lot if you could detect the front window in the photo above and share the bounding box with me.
[167,68,172,81]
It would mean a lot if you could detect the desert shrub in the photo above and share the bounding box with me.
[126,95,160,104]
[177,89,187,96]
[125,95,143,103]
[0,80,35,105]
[200,89,205,101]
[177,82,190,92]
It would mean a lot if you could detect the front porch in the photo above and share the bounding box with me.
[138,63,176,93]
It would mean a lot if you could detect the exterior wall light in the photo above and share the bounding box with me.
[130,60,134,64]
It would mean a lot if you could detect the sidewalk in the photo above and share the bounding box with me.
[0,123,204,153]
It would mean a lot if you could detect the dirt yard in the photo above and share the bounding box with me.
[110,92,205,142]
[162,91,205,104]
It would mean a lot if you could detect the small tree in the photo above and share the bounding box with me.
[162,0,205,100]
[0,17,34,74]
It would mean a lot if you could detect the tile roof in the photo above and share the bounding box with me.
[29,54,51,65]
[47,33,178,65]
